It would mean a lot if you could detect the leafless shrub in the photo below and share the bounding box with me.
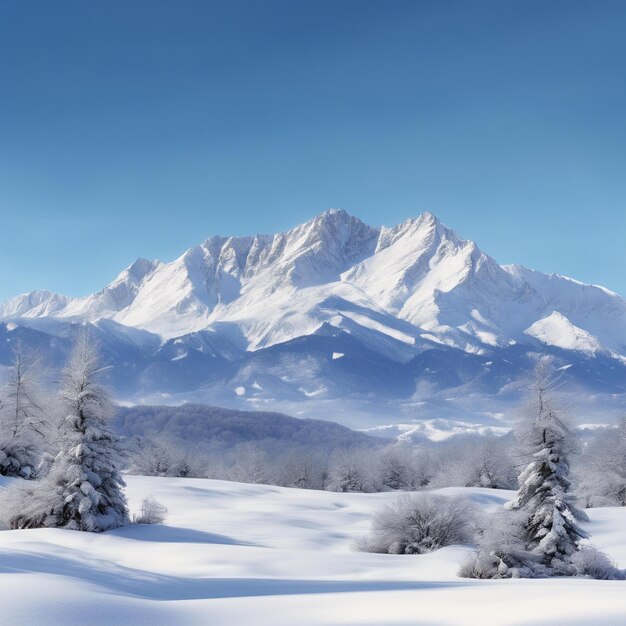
[358,493,476,554]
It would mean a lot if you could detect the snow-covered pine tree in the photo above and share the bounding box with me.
[9,332,129,532]
[507,358,588,574]
[0,341,50,478]
[460,358,622,579]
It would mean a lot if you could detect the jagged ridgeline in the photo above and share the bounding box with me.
[2,210,626,426]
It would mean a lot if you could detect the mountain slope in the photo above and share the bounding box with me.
[2,209,626,425]
[3,209,624,357]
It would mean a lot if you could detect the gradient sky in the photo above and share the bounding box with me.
[1,0,625,301]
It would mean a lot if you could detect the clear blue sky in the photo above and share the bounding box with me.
[1,0,625,300]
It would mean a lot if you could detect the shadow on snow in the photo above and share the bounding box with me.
[0,549,469,600]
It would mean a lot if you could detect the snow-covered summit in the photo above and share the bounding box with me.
[0,289,71,319]
[2,209,626,360]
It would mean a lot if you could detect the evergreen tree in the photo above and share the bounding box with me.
[10,333,129,532]
[461,358,621,579]
[508,359,588,573]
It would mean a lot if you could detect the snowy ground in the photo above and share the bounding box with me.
[0,476,625,625]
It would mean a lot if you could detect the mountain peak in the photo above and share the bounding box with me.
[122,258,160,282]
[305,208,368,233]
[373,210,456,255]
[419,210,438,224]
[319,207,349,219]
[0,289,70,319]
[413,211,458,239]
[2,209,625,366]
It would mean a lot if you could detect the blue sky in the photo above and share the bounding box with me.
[1,0,625,300]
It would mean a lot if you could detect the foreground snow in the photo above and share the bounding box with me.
[0,476,625,625]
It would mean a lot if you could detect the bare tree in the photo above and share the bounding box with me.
[133,496,168,524]
[131,434,198,477]
[0,341,52,478]
[229,443,271,484]
[327,449,375,492]
[577,417,626,507]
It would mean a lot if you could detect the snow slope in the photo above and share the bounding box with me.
[525,311,603,353]
[0,475,625,626]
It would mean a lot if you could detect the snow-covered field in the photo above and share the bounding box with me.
[0,476,625,626]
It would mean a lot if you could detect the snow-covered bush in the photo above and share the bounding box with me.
[570,545,624,580]
[459,509,547,578]
[8,333,129,532]
[133,496,168,525]
[358,493,476,555]
[0,442,39,479]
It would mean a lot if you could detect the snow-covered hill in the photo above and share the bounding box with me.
[0,475,624,626]
[2,209,626,425]
[114,403,383,449]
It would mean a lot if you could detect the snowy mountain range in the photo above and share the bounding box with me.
[2,209,626,428]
